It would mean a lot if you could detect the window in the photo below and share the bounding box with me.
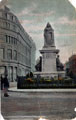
[5,36,17,44]
[7,49,12,60]
[13,25,16,31]
[6,35,8,43]
[5,35,11,43]
[14,38,16,44]
[11,37,14,44]
[3,12,7,19]
[14,50,17,60]
[8,66,13,82]
[3,22,7,28]
[10,15,13,21]
[2,21,10,29]
[14,39,17,45]
[13,38,17,45]
[12,16,13,21]
[6,23,10,29]
[13,67,17,81]
[0,48,5,59]
[8,36,11,43]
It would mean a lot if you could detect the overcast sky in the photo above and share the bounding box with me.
[3,0,76,63]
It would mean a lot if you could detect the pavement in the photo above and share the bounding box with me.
[8,87,76,92]
[3,116,76,120]
[1,86,76,120]
[9,82,76,93]
[1,82,76,120]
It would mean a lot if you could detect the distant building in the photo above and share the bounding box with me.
[69,55,76,76]
[65,61,70,76]
[65,54,76,78]
[0,6,36,82]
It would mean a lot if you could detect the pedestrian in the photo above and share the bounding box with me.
[1,74,4,90]
[3,75,9,97]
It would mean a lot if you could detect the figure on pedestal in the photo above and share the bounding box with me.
[44,22,55,47]
[56,55,64,71]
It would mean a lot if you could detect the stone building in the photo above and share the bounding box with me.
[65,54,76,78]
[0,6,36,82]
[69,55,76,76]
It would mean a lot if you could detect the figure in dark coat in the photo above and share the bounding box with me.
[1,75,4,90]
[3,75,9,97]
[56,55,64,71]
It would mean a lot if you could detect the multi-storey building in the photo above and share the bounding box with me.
[0,6,36,82]
[65,54,76,78]
[69,55,76,76]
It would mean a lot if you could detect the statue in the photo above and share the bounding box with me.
[56,55,64,71]
[44,22,54,47]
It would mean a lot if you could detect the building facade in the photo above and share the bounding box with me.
[0,6,36,82]
[69,55,76,76]
[65,54,76,78]
[30,39,36,72]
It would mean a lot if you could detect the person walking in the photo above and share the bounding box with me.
[3,75,9,97]
[1,74,4,90]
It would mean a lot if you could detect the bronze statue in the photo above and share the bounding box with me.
[56,55,64,71]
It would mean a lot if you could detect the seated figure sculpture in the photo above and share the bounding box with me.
[56,55,64,71]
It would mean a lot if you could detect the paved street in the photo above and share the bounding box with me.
[1,90,76,120]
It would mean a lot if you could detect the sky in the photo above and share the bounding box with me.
[1,0,76,63]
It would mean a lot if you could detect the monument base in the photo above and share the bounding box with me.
[40,47,59,73]
[34,71,65,79]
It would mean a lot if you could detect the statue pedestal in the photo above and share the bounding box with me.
[34,46,65,78]
[34,71,65,78]
[34,71,58,78]
[40,46,59,74]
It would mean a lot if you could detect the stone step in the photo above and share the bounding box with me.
[4,116,75,120]
[4,116,44,120]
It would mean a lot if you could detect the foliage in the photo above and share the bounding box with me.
[58,77,64,80]
[26,78,34,82]
[17,75,76,89]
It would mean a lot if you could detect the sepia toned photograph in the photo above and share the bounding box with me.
[0,0,76,120]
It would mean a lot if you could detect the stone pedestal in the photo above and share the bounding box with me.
[34,46,65,78]
[37,46,59,78]
[40,47,59,73]
[34,71,65,78]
